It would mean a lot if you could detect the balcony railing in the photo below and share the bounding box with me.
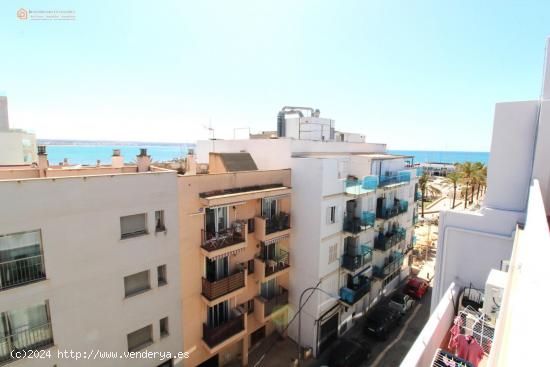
[414,191,422,202]
[374,228,406,251]
[344,178,377,195]
[340,278,372,305]
[0,323,54,364]
[260,287,289,317]
[0,255,46,291]
[258,249,290,277]
[341,247,372,272]
[202,313,245,349]
[265,212,291,235]
[373,253,404,279]
[379,171,411,188]
[202,270,245,301]
[377,200,409,220]
[201,221,246,252]
[413,214,419,225]
[343,212,374,234]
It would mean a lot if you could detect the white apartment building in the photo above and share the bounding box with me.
[196,110,420,357]
[0,96,37,165]
[0,148,183,366]
[401,38,550,367]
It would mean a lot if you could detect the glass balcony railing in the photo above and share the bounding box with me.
[378,171,411,188]
[377,200,408,220]
[344,177,378,195]
[374,228,406,251]
[344,212,374,234]
[413,214,419,225]
[340,277,372,305]
[415,191,422,202]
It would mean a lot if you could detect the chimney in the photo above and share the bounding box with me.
[111,149,124,168]
[0,95,9,131]
[37,145,48,177]
[136,148,151,172]
[186,148,196,173]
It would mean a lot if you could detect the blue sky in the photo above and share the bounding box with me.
[1,1,549,151]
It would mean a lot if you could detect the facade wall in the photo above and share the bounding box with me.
[0,171,182,366]
[0,130,37,165]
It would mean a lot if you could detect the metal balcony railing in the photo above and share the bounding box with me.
[201,221,246,252]
[341,248,372,272]
[340,278,372,305]
[202,313,245,348]
[202,270,245,301]
[260,287,289,317]
[0,255,46,291]
[258,249,290,277]
[374,228,406,251]
[377,200,409,220]
[264,212,291,235]
[344,212,374,234]
[0,323,54,364]
[373,253,404,279]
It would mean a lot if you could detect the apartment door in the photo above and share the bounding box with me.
[318,312,339,354]
[261,241,277,261]
[205,207,228,234]
[205,256,229,282]
[207,301,229,328]
[261,198,278,219]
[260,278,277,299]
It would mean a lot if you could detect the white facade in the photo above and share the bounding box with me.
[196,123,419,356]
[0,169,183,366]
[403,37,550,367]
[0,96,37,165]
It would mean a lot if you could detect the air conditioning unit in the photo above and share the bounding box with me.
[482,269,507,326]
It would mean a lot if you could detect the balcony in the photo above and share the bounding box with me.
[254,213,291,242]
[202,312,246,352]
[341,247,372,273]
[340,278,372,306]
[344,178,377,196]
[201,270,246,304]
[374,228,406,251]
[414,191,422,202]
[373,253,404,279]
[201,221,247,258]
[413,214,419,225]
[0,255,46,291]
[378,171,411,188]
[377,200,409,220]
[254,249,290,281]
[343,212,374,235]
[0,322,54,364]
[254,287,289,323]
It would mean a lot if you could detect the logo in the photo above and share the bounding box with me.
[17,8,28,20]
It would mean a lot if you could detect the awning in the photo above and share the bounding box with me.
[208,247,246,261]
[263,233,290,245]
[200,186,291,207]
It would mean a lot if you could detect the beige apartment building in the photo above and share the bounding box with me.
[179,153,292,367]
[0,147,183,366]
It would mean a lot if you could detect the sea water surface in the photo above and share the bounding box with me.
[43,145,489,166]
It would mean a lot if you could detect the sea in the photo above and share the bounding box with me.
[41,145,489,166]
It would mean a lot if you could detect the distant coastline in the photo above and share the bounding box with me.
[38,139,191,147]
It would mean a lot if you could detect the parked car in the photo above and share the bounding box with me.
[388,292,415,314]
[404,277,429,299]
[363,306,402,340]
[328,338,371,367]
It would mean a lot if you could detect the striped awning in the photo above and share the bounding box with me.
[208,247,246,261]
[263,233,290,245]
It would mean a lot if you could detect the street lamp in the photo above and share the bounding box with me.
[297,287,341,365]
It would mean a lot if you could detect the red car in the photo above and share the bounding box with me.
[404,278,429,299]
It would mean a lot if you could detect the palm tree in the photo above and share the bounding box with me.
[418,172,442,217]
[474,163,487,200]
[457,162,476,208]
[443,172,461,209]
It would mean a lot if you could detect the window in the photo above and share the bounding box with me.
[120,213,148,239]
[157,265,167,286]
[127,325,153,352]
[328,243,338,264]
[205,207,228,234]
[326,206,336,224]
[247,259,255,275]
[247,218,255,233]
[247,299,254,313]
[160,317,169,338]
[0,230,46,290]
[155,210,166,232]
[124,270,150,297]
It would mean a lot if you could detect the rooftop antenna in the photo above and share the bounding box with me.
[203,118,215,152]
